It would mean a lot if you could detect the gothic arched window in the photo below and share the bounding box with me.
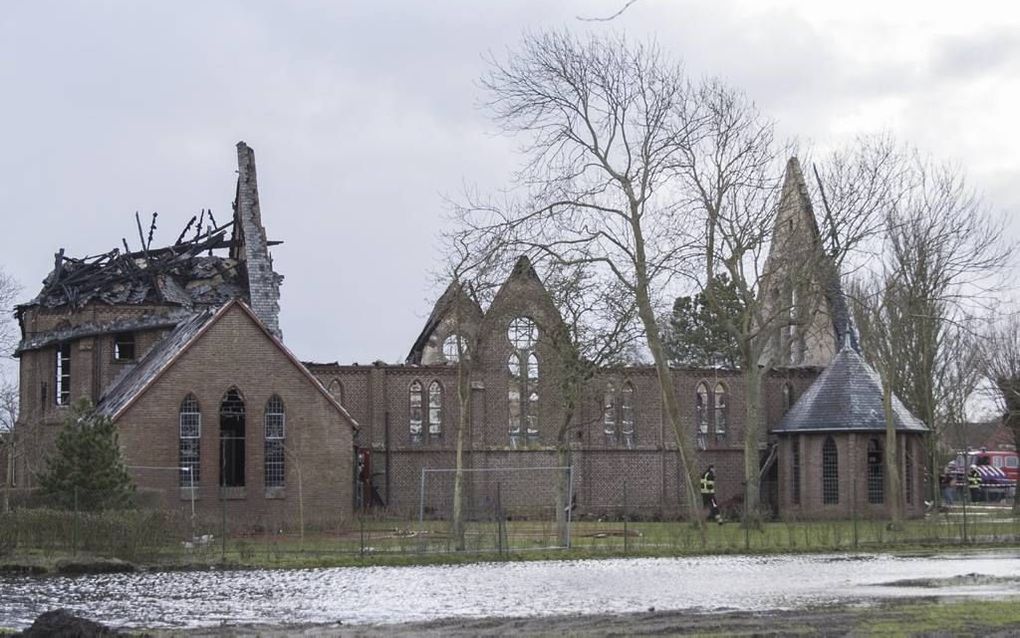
[867,438,884,504]
[428,381,443,437]
[621,382,635,448]
[327,378,343,405]
[791,437,801,505]
[603,382,617,444]
[219,388,246,488]
[782,383,794,413]
[442,334,468,363]
[695,382,709,449]
[822,436,839,505]
[409,381,424,444]
[714,382,728,439]
[507,317,539,446]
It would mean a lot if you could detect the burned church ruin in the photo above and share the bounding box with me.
[10,144,926,526]
[12,143,356,529]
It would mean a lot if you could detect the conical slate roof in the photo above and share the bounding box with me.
[773,343,926,433]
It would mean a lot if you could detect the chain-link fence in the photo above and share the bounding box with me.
[1,483,1018,566]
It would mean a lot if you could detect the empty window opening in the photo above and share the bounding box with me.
[714,382,728,440]
[791,438,801,505]
[442,334,468,363]
[867,438,884,504]
[55,343,71,406]
[525,354,539,443]
[782,383,794,413]
[620,382,635,448]
[508,317,538,350]
[695,382,709,450]
[507,317,539,447]
[603,383,617,444]
[428,381,442,437]
[822,436,839,505]
[409,381,423,444]
[179,394,201,488]
[604,381,636,448]
[327,378,343,405]
[264,395,285,489]
[219,388,246,488]
[114,333,136,361]
[508,355,522,448]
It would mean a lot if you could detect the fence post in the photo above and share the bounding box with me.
[360,517,365,559]
[852,474,859,549]
[624,480,629,554]
[418,468,426,525]
[565,465,574,549]
[496,481,504,557]
[73,486,79,557]
[221,489,227,563]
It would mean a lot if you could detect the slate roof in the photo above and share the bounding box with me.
[95,308,217,419]
[772,342,927,433]
[94,300,359,430]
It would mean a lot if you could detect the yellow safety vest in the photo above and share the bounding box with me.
[700,473,715,494]
[968,471,981,488]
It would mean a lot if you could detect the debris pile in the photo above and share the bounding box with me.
[26,211,249,311]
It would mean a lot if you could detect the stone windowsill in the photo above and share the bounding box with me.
[219,487,246,500]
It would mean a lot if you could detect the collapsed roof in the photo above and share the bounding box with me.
[21,213,248,313]
[15,141,285,353]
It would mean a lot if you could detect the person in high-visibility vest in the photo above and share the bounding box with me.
[968,465,982,503]
[700,465,722,523]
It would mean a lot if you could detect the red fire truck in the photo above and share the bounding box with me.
[944,449,1018,503]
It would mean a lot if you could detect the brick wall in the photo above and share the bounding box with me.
[114,304,353,530]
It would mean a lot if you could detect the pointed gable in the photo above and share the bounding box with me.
[406,281,484,364]
[96,300,357,429]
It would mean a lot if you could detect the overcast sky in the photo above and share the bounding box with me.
[2,0,1018,369]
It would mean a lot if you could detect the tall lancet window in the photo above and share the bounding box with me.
[507,317,539,447]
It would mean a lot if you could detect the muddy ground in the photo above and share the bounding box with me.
[162,598,1020,637]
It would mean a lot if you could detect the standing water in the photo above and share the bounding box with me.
[2,550,1019,630]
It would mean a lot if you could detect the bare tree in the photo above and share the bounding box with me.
[679,98,896,518]
[463,31,707,521]
[440,225,642,544]
[851,149,1011,506]
[0,266,18,359]
[981,312,1020,513]
[0,268,20,512]
[1,375,17,512]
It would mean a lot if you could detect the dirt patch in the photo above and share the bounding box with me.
[155,598,1020,637]
[16,609,124,637]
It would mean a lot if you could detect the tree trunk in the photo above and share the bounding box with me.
[634,285,701,526]
[883,379,902,523]
[555,443,571,546]
[743,363,763,522]
[451,363,469,551]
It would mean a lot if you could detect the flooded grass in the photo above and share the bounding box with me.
[2,550,1020,631]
